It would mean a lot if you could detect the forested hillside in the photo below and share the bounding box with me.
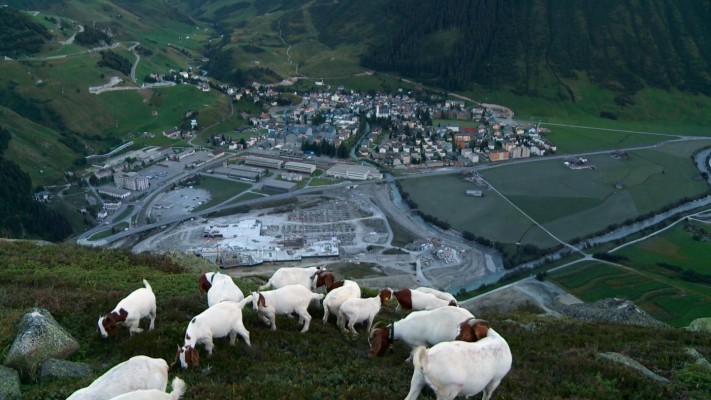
[0,7,52,58]
[0,127,72,241]
[360,0,711,99]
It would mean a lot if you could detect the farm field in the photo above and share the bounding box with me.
[400,140,710,249]
[549,260,711,327]
[398,174,560,248]
[193,176,251,211]
[613,219,711,276]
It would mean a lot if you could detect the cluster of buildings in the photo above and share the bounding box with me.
[212,85,558,169]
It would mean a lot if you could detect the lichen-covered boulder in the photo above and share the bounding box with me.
[2,307,79,383]
[39,359,92,382]
[687,317,711,333]
[0,365,21,399]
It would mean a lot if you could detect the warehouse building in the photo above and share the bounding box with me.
[284,161,316,175]
[213,164,266,182]
[245,155,283,170]
[261,180,296,194]
[326,164,383,180]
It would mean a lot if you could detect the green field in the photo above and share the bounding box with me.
[193,176,251,211]
[614,220,711,275]
[399,174,560,248]
[550,261,711,327]
[400,140,710,248]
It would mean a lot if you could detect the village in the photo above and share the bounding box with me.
[151,68,558,170]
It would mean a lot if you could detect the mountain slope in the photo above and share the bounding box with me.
[360,0,711,98]
[0,241,709,399]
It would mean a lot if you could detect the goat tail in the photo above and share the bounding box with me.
[142,279,153,292]
[258,282,271,291]
[312,293,325,301]
[238,295,253,310]
[169,377,186,400]
[411,346,429,372]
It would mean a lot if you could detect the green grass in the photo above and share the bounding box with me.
[1,241,709,399]
[192,176,251,211]
[615,220,711,275]
[399,174,559,248]
[401,139,710,248]
[550,261,711,327]
[465,80,711,136]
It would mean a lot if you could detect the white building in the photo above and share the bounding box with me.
[326,164,382,180]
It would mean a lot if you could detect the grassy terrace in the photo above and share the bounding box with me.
[1,242,709,399]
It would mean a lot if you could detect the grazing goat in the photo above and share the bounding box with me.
[337,288,392,335]
[251,284,324,333]
[198,271,244,307]
[311,270,348,293]
[393,288,458,312]
[404,319,511,400]
[413,287,458,306]
[175,296,252,369]
[259,265,326,290]
[321,279,361,324]
[98,279,156,338]
[67,355,168,400]
[367,306,474,358]
[107,377,186,400]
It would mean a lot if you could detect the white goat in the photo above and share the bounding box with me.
[393,288,458,312]
[98,279,156,338]
[258,265,326,290]
[404,320,512,400]
[413,287,458,306]
[107,377,186,400]
[322,280,361,324]
[367,306,474,358]
[337,288,392,335]
[175,296,252,369]
[251,284,324,333]
[198,271,244,307]
[67,355,168,400]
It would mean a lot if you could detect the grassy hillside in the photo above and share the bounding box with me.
[0,241,709,399]
[0,2,228,186]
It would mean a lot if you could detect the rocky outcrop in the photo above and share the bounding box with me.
[686,317,711,333]
[598,352,670,383]
[2,308,79,383]
[0,365,21,400]
[557,298,668,328]
[39,359,92,382]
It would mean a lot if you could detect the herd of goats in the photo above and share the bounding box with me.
[68,265,512,400]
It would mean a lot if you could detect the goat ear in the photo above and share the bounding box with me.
[190,348,199,367]
[474,320,490,340]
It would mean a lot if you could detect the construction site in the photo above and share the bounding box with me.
[131,186,500,293]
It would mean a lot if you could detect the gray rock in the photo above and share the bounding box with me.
[2,307,79,383]
[39,359,92,382]
[558,298,668,328]
[0,365,21,400]
[686,317,711,333]
[598,352,670,383]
